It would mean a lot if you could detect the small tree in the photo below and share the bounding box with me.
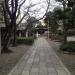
[44,11,59,34]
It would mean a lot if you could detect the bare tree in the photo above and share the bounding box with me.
[1,0,50,53]
[16,0,51,37]
[19,0,51,30]
[1,0,18,53]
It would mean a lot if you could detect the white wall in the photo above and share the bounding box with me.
[67,36,75,41]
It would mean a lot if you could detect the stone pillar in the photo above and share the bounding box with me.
[19,32,21,37]
[36,32,38,38]
[26,31,28,38]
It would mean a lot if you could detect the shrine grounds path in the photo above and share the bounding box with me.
[8,37,72,75]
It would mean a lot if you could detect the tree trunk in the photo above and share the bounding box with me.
[63,28,67,44]
[63,0,67,44]
[12,15,17,46]
[1,20,14,53]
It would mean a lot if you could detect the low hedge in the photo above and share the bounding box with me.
[17,37,34,45]
[60,42,75,52]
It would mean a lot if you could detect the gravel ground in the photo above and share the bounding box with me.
[0,45,31,75]
[47,39,75,75]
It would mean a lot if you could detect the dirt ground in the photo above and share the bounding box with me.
[0,45,31,75]
[48,40,75,75]
[59,53,75,75]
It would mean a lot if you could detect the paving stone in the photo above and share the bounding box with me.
[23,63,32,70]
[34,58,39,61]
[48,67,56,73]
[31,68,39,72]
[48,72,57,75]
[39,70,47,75]
[25,63,32,67]
[8,37,72,75]
[55,65,63,70]
[46,63,54,68]
[57,69,68,75]
[21,70,29,75]
[39,67,47,71]
[27,59,33,64]
[39,62,46,67]
[30,72,38,75]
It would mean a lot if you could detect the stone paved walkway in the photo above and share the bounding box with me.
[8,37,72,75]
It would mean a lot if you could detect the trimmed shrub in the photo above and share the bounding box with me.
[58,31,63,36]
[17,37,34,45]
[67,31,75,36]
[60,42,75,52]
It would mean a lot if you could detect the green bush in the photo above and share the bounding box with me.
[58,31,63,35]
[57,30,63,36]
[60,42,75,52]
[17,37,34,45]
[67,31,75,36]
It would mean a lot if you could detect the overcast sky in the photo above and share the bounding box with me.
[19,0,62,23]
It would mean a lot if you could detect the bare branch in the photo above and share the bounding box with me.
[5,0,12,19]
[18,0,51,31]
[17,7,29,25]
[17,3,42,26]
[16,0,26,19]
